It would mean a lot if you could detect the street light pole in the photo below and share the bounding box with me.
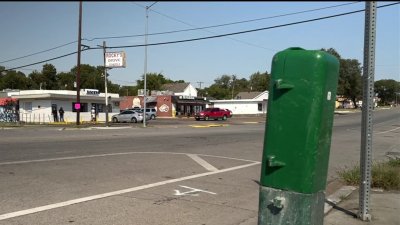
[143,2,157,128]
[76,1,82,125]
[103,41,109,127]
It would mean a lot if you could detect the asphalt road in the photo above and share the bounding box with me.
[0,107,398,224]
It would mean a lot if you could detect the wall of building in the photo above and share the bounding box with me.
[211,100,267,115]
[174,84,198,97]
[156,95,173,117]
[18,99,120,123]
[120,95,175,118]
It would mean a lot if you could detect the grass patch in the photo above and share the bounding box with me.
[338,159,400,191]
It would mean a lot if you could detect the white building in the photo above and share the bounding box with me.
[4,89,121,123]
[209,91,268,115]
[162,82,198,97]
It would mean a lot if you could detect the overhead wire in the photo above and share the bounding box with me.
[0,41,77,64]
[1,2,398,72]
[0,2,361,63]
[102,2,400,50]
[85,2,361,41]
[133,2,278,51]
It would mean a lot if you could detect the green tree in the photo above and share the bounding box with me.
[249,71,270,91]
[205,74,236,99]
[213,74,232,89]
[70,64,105,91]
[204,84,230,100]
[339,59,362,108]
[28,70,45,89]
[321,48,362,108]
[119,86,138,96]
[57,72,75,90]
[137,73,175,93]
[375,79,400,105]
[0,66,5,89]
[42,64,58,89]
[0,70,29,90]
[107,82,120,94]
[197,88,207,97]
[235,78,250,92]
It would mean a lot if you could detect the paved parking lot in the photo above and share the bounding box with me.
[0,108,398,224]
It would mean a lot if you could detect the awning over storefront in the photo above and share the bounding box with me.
[172,96,209,105]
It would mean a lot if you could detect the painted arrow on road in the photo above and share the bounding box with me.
[174,185,217,196]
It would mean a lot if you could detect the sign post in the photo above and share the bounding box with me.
[359,2,377,221]
[102,46,126,126]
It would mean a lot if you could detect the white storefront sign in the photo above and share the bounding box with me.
[82,89,100,95]
[105,52,126,68]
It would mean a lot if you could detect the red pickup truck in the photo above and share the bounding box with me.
[195,108,231,121]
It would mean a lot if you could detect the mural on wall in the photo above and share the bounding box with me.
[132,97,141,108]
[0,98,18,122]
[159,104,169,112]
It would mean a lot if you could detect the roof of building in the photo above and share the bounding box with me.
[161,83,190,93]
[235,91,263,100]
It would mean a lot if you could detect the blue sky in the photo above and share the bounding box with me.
[0,2,398,88]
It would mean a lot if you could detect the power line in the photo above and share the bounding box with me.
[134,2,277,51]
[0,2,360,63]
[1,2,398,73]
[85,2,361,42]
[0,41,77,64]
[1,49,89,72]
[104,3,399,50]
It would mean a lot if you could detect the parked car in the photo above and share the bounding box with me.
[128,108,154,120]
[111,110,144,123]
[195,107,231,121]
[145,108,157,120]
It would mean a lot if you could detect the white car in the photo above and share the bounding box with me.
[128,108,156,120]
[111,110,144,123]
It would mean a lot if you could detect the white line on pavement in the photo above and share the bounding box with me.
[375,126,400,134]
[0,152,260,165]
[0,162,260,221]
[187,154,219,172]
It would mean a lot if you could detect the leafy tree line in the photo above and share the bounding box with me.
[322,48,400,107]
[0,64,182,97]
[0,63,271,99]
[1,47,398,103]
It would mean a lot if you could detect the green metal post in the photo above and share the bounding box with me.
[258,48,339,225]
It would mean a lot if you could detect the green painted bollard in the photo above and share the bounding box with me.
[258,47,339,225]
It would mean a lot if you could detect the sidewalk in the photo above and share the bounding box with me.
[324,188,400,225]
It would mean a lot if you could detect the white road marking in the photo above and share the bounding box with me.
[174,185,217,196]
[375,126,400,134]
[187,154,219,172]
[0,152,260,166]
[0,161,260,221]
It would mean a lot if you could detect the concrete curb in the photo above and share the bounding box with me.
[324,186,357,214]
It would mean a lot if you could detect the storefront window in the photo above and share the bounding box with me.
[24,102,32,111]
[72,102,88,112]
